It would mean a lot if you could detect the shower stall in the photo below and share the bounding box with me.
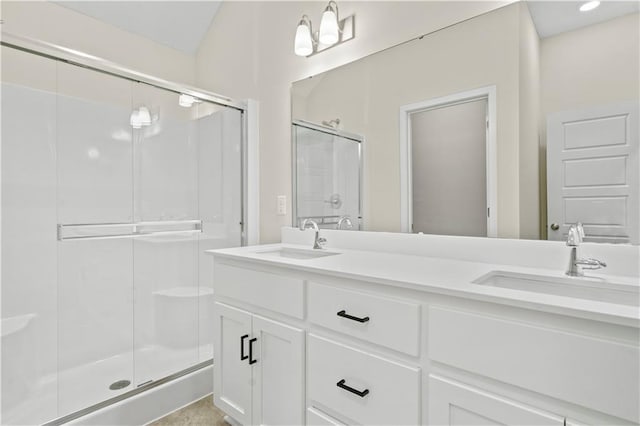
[292,120,362,230]
[1,37,247,425]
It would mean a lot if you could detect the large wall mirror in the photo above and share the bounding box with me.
[291,1,639,244]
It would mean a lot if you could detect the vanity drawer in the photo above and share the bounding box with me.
[429,306,640,423]
[307,282,420,356]
[307,334,421,425]
[307,407,345,426]
[213,263,304,319]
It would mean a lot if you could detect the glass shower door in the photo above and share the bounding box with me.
[2,43,244,425]
[131,83,200,384]
[56,62,136,416]
[131,83,243,384]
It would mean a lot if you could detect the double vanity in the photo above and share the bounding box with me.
[207,228,639,426]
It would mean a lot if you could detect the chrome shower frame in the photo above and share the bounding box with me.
[1,31,252,425]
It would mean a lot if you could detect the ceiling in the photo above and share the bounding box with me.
[53,1,222,54]
[527,1,640,38]
[53,1,639,51]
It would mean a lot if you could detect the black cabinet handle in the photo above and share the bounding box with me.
[337,310,370,323]
[249,337,258,365]
[240,334,249,360]
[336,379,369,397]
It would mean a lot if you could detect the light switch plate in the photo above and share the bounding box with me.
[277,195,287,216]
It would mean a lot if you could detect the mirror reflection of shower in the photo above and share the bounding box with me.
[292,120,362,230]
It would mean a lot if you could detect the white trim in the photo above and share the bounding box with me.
[246,99,260,245]
[399,85,497,237]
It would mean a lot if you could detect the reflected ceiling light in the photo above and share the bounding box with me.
[294,15,314,57]
[179,94,198,108]
[294,1,355,57]
[579,1,600,11]
[319,1,340,45]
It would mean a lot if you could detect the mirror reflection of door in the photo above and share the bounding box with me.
[547,102,639,244]
[410,98,488,237]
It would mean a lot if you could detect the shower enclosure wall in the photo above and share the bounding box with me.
[1,41,245,425]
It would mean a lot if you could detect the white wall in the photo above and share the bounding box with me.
[518,4,541,240]
[195,1,512,243]
[0,1,196,84]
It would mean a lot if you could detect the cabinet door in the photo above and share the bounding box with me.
[428,375,564,425]
[213,302,253,425]
[251,314,305,426]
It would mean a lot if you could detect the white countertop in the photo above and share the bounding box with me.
[207,243,640,328]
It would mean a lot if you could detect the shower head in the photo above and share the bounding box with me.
[322,118,341,128]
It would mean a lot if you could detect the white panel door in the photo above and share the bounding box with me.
[547,102,639,243]
[251,315,305,426]
[428,375,564,425]
[213,303,253,425]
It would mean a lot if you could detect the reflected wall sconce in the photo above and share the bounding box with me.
[130,106,155,128]
[294,1,355,57]
[178,93,201,108]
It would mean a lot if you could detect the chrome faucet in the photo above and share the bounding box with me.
[336,215,353,230]
[299,219,327,249]
[566,222,606,277]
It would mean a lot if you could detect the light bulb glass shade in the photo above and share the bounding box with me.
[179,94,195,107]
[294,21,313,56]
[579,0,600,11]
[130,109,142,129]
[138,106,151,126]
[319,8,339,45]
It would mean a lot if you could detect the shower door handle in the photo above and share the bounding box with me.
[240,334,249,361]
[248,337,258,365]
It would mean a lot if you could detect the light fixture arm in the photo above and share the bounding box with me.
[300,14,317,45]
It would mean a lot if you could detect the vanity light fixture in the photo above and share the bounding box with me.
[579,1,600,12]
[294,15,314,57]
[294,1,355,57]
[319,1,340,45]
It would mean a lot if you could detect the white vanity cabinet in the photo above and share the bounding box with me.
[428,375,565,425]
[213,302,305,426]
[211,252,639,426]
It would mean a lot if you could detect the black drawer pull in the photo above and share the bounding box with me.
[249,337,258,365]
[337,310,370,323]
[240,334,249,360]
[337,379,369,397]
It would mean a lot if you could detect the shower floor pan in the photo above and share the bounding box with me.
[3,345,212,426]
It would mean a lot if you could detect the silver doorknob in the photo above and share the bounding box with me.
[550,223,560,231]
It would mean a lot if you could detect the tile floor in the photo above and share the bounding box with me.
[149,395,227,425]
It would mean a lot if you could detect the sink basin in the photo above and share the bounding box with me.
[254,247,340,260]
[474,271,639,306]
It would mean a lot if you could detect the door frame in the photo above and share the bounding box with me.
[399,85,497,237]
